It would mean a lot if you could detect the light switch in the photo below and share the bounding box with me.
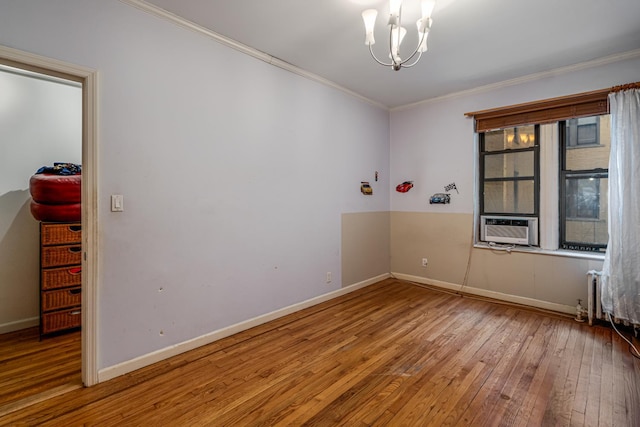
[111,195,124,212]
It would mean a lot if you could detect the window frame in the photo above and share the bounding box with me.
[559,119,609,253]
[479,125,540,218]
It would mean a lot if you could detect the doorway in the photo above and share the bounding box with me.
[0,46,98,394]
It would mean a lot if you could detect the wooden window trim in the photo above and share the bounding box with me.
[465,89,610,133]
[466,81,640,133]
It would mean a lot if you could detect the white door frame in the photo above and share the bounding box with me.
[0,45,99,386]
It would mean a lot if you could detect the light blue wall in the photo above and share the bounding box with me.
[0,0,389,368]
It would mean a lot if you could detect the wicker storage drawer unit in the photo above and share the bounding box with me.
[42,287,82,311]
[41,245,82,268]
[40,222,82,337]
[42,308,82,333]
[41,266,82,290]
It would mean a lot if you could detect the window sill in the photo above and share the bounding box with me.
[473,242,605,261]
[566,143,604,150]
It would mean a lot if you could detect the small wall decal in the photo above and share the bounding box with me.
[396,181,414,193]
[375,171,379,182]
[361,181,373,195]
[430,193,451,204]
[444,182,459,194]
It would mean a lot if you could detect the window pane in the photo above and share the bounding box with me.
[484,180,535,214]
[565,178,599,219]
[484,125,536,151]
[565,219,608,247]
[565,115,610,170]
[577,123,597,145]
[485,151,534,179]
[564,176,608,247]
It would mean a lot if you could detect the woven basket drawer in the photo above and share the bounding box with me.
[42,307,81,334]
[42,287,81,311]
[41,222,82,246]
[42,245,82,268]
[42,266,82,290]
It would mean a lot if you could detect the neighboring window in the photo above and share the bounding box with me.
[566,116,600,147]
[480,125,539,215]
[560,115,610,252]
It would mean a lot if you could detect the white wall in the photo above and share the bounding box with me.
[390,54,640,310]
[0,68,81,333]
[0,0,389,369]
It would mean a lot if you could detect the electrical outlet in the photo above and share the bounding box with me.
[326,272,332,283]
[422,258,428,267]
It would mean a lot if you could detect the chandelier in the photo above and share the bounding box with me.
[361,0,436,71]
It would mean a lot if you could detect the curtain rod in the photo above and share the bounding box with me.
[611,82,640,92]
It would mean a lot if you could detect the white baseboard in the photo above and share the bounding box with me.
[392,273,576,316]
[98,273,391,382]
[0,317,39,335]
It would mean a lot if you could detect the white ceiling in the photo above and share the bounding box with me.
[142,0,640,109]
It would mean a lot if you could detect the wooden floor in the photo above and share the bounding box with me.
[1,279,639,426]
[0,326,81,417]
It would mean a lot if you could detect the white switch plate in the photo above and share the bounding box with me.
[111,195,124,212]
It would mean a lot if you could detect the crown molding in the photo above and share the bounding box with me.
[120,1,640,114]
[392,48,640,112]
[119,0,387,110]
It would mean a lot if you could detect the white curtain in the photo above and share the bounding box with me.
[601,88,640,325]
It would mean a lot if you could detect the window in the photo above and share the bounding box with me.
[560,115,609,252]
[475,116,610,253]
[480,125,539,215]
[467,88,612,254]
[566,116,600,147]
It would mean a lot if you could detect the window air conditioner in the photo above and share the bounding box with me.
[480,216,538,246]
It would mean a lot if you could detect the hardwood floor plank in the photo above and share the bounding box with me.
[1,279,639,426]
[493,316,559,426]
[459,311,542,426]
[297,315,455,426]
[0,328,81,416]
[596,327,613,427]
[510,319,561,427]
[369,302,509,425]
[571,326,596,426]
[622,334,640,427]
[540,321,579,426]
[522,318,572,426]
[610,331,629,427]
[584,326,604,427]
[556,322,589,426]
[338,320,460,425]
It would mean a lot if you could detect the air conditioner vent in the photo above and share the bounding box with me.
[480,216,538,246]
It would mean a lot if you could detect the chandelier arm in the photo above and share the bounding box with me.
[397,45,420,66]
[400,51,424,68]
[368,43,393,67]
[388,25,400,68]
[397,29,428,67]
[392,6,403,68]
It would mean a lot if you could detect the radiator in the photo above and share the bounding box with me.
[586,270,603,326]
